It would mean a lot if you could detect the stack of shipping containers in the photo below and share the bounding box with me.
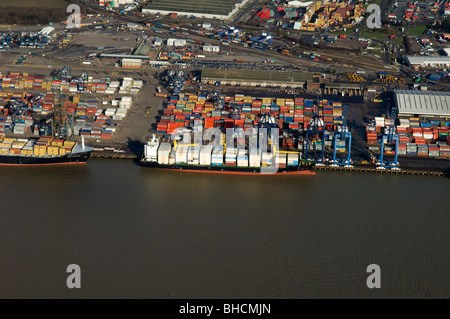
[366,116,450,158]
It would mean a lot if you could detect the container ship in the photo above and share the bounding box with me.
[0,135,92,166]
[0,89,93,166]
[141,134,315,175]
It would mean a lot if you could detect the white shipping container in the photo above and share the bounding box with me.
[399,119,410,127]
[105,88,116,94]
[200,145,213,165]
[275,153,287,163]
[175,146,189,163]
[188,146,201,162]
[157,143,171,164]
[105,108,116,116]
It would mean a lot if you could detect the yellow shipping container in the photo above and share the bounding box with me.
[63,141,75,147]
[20,149,32,156]
[59,147,73,156]
[51,141,64,147]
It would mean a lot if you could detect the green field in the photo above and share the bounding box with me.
[406,24,428,36]
[361,28,399,40]
[0,0,67,8]
[394,36,404,47]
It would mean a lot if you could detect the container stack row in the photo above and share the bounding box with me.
[0,135,75,156]
[0,92,132,139]
[366,117,450,157]
[0,73,139,95]
[156,93,345,137]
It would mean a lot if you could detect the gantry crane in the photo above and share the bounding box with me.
[331,104,352,166]
[304,97,325,164]
[387,106,397,144]
[51,90,74,140]
[377,134,399,169]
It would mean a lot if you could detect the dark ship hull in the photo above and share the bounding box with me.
[0,151,92,166]
[140,161,315,175]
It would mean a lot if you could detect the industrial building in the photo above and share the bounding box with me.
[122,58,142,69]
[324,83,363,96]
[167,39,187,47]
[406,56,450,70]
[100,53,150,61]
[39,26,55,38]
[134,42,151,56]
[203,45,220,53]
[148,60,170,67]
[142,0,249,20]
[201,68,314,88]
[393,90,450,117]
[153,38,163,46]
[287,1,315,8]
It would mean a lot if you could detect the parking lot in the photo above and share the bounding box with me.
[388,1,440,24]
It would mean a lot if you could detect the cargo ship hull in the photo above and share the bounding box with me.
[0,151,91,166]
[140,161,315,175]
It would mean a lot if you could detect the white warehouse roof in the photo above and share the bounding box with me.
[406,55,450,65]
[39,26,55,37]
[394,90,450,117]
[287,1,314,7]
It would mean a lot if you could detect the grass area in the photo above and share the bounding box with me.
[329,28,357,36]
[406,24,428,36]
[371,48,382,56]
[0,0,66,7]
[394,36,404,47]
[361,28,399,40]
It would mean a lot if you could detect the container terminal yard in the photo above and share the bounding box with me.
[0,0,449,176]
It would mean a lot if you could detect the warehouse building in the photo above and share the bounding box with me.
[142,0,249,20]
[323,83,363,96]
[406,56,450,70]
[393,90,450,118]
[201,68,314,88]
[167,39,187,47]
[39,26,55,38]
[122,58,142,69]
[203,45,220,53]
[100,53,150,61]
[153,38,163,46]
